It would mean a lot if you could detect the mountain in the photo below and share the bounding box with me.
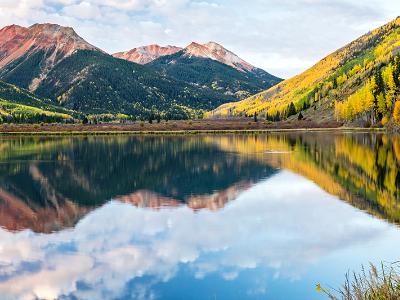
[183,41,260,73]
[0,80,74,123]
[0,25,234,119]
[209,17,400,127]
[114,42,282,101]
[113,44,182,64]
[0,24,281,119]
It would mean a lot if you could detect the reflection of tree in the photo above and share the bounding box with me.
[0,136,274,232]
[209,132,400,224]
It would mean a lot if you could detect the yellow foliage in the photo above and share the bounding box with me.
[393,101,400,124]
[335,79,375,121]
[210,17,400,120]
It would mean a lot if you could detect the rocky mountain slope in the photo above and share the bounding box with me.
[210,17,400,127]
[0,23,100,90]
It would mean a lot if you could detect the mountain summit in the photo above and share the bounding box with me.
[183,41,256,73]
[0,23,100,89]
[113,44,182,64]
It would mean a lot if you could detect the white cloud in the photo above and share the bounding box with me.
[0,0,399,77]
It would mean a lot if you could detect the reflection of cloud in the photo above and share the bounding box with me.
[0,171,397,300]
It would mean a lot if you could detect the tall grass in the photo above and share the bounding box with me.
[318,263,400,300]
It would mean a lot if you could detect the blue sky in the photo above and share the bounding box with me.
[0,0,399,78]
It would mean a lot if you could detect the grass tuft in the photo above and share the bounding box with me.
[318,263,400,300]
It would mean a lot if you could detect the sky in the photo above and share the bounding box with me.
[0,0,399,78]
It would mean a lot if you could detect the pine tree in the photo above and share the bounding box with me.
[287,102,297,117]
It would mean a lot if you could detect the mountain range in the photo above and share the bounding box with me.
[210,17,400,127]
[0,23,281,121]
[1,17,400,126]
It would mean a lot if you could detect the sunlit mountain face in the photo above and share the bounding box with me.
[0,133,400,300]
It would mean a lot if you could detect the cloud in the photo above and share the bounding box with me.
[0,171,399,300]
[0,0,399,77]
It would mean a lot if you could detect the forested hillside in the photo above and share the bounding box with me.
[34,50,242,119]
[149,52,281,100]
[210,17,400,127]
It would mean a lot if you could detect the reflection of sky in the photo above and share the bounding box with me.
[0,171,400,300]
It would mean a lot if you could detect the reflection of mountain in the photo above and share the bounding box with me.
[0,136,274,232]
[117,181,252,211]
[209,133,400,224]
[2,132,398,233]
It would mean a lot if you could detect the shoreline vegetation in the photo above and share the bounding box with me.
[0,119,388,135]
[318,263,400,300]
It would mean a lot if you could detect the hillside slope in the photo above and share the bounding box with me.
[0,80,74,123]
[210,17,400,127]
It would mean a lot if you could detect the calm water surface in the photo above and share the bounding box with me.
[0,132,400,300]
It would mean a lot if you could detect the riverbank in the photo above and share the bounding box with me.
[0,119,386,135]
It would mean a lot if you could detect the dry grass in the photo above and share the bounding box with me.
[0,119,342,134]
[318,263,400,300]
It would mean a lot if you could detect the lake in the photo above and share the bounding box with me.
[0,131,399,300]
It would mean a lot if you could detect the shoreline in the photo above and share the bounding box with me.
[0,127,387,136]
[0,120,388,136]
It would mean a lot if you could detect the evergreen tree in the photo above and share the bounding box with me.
[287,102,297,117]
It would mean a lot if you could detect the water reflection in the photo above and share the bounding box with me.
[0,136,274,232]
[209,132,400,224]
[0,133,399,300]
